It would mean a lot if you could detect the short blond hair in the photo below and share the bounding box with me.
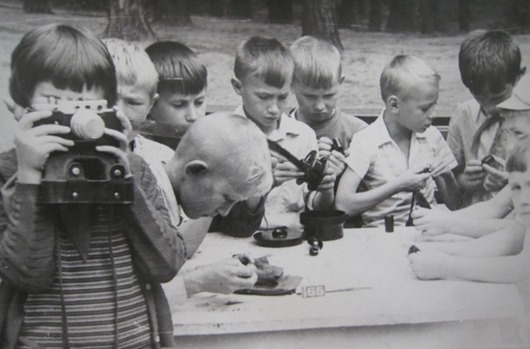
[103,38,158,97]
[291,36,341,89]
[380,55,440,102]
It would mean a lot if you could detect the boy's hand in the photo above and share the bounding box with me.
[428,158,451,178]
[408,249,451,280]
[395,168,431,193]
[183,258,257,295]
[315,164,336,192]
[459,160,486,192]
[482,163,508,192]
[273,159,304,187]
[115,108,134,142]
[15,110,74,184]
[318,138,346,177]
[95,128,132,177]
[411,207,451,236]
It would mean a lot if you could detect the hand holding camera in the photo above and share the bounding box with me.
[21,99,134,204]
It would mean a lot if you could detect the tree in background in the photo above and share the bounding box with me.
[230,0,254,19]
[105,0,154,41]
[386,0,416,32]
[458,0,472,31]
[368,0,383,31]
[23,0,52,13]
[419,0,449,34]
[337,0,359,29]
[153,0,191,25]
[267,0,293,22]
[302,0,343,50]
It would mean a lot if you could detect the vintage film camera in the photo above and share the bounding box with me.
[32,99,134,204]
[267,140,327,191]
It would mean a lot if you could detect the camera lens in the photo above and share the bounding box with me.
[70,110,105,140]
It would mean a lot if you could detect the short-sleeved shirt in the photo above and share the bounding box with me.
[290,107,368,149]
[345,111,458,227]
[447,99,508,207]
[234,105,318,217]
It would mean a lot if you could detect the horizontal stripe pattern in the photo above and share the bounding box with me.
[18,207,151,349]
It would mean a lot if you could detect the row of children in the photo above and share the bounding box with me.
[0,21,529,347]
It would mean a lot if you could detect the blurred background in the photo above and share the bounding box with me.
[1,0,530,151]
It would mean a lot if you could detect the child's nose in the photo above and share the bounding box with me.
[267,103,280,115]
[314,101,326,112]
[185,106,199,123]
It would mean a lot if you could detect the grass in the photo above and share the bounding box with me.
[1,1,530,151]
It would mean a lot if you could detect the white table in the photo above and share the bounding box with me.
[167,227,528,349]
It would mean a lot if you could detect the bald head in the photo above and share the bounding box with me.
[174,113,273,199]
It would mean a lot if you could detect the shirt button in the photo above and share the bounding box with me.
[145,283,151,290]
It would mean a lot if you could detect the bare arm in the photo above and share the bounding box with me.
[178,217,213,258]
[415,220,525,257]
[453,185,513,219]
[335,167,430,216]
[409,249,527,283]
[412,207,520,238]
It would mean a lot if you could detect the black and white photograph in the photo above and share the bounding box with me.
[0,0,529,348]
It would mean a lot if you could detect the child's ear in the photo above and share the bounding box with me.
[387,95,399,113]
[518,67,527,82]
[185,160,209,177]
[231,78,243,96]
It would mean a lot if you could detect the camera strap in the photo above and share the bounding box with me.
[267,139,306,171]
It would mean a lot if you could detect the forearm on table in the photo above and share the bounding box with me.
[423,221,525,257]
[442,216,522,238]
[442,253,525,283]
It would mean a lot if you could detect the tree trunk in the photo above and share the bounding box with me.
[302,0,344,51]
[208,0,226,17]
[419,0,447,34]
[230,0,254,18]
[458,0,471,31]
[105,0,155,41]
[337,0,359,29]
[154,0,192,25]
[267,0,293,22]
[368,0,382,32]
[386,0,417,32]
[23,0,52,13]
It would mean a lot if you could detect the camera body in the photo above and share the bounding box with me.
[296,150,327,191]
[32,100,134,204]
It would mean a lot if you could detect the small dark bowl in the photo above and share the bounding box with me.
[299,210,347,241]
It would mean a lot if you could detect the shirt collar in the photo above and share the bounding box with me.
[233,105,300,142]
[372,109,427,147]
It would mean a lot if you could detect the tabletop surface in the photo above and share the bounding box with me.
[165,227,524,336]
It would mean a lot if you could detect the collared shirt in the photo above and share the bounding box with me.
[234,106,318,219]
[289,107,367,149]
[345,111,458,227]
[447,99,507,207]
[132,134,175,168]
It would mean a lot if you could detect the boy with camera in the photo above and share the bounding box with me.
[231,36,338,229]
